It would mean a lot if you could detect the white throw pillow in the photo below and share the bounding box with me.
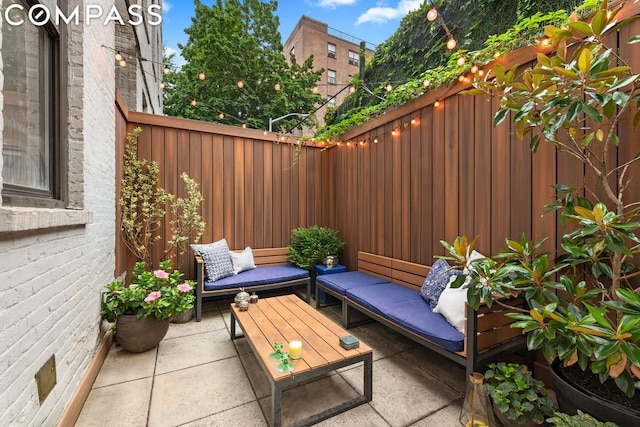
[433,275,469,333]
[230,246,256,274]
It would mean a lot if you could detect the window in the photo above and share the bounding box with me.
[327,96,336,107]
[348,50,359,66]
[327,43,336,59]
[327,69,336,85]
[2,0,63,207]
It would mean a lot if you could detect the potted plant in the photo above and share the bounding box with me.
[546,410,618,427]
[484,362,554,426]
[286,225,346,270]
[443,2,640,424]
[101,260,195,352]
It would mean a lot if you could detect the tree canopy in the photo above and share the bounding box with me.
[163,0,323,132]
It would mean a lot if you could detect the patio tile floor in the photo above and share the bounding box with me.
[76,299,466,426]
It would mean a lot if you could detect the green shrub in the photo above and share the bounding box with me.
[286,226,346,270]
[546,410,618,427]
[484,362,554,425]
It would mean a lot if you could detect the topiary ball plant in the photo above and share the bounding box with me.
[286,226,346,270]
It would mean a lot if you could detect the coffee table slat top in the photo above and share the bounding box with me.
[231,294,372,382]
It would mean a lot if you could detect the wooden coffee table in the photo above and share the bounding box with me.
[230,294,373,427]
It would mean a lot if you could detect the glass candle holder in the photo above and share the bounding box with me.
[459,372,495,427]
[276,353,294,373]
[269,341,284,360]
[289,340,303,359]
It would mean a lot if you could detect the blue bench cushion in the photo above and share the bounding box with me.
[204,265,309,291]
[346,282,465,352]
[316,271,389,295]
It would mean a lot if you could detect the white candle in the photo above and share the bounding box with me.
[289,340,302,359]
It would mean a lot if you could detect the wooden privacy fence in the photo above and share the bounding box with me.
[115,3,640,279]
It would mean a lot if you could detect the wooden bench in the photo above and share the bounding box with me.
[316,251,529,377]
[194,247,311,321]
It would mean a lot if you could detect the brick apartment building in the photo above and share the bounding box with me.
[283,16,375,133]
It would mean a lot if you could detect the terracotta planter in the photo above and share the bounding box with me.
[115,315,169,353]
[550,359,640,426]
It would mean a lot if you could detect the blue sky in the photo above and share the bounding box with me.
[162,0,424,63]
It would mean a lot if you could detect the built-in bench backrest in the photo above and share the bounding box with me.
[247,247,291,267]
[356,251,525,356]
[357,251,429,291]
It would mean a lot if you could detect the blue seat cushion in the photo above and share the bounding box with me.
[346,282,465,352]
[316,271,389,295]
[204,265,309,291]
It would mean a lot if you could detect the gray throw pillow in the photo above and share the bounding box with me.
[420,258,462,309]
[199,238,234,281]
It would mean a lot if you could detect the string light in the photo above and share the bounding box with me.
[237,80,244,89]
[470,65,478,74]
[423,80,430,87]
[478,69,485,77]
[118,59,126,67]
[427,8,438,21]
[456,56,466,66]
[115,52,123,61]
[493,52,501,59]
[219,113,225,119]
[191,99,197,106]
[392,129,398,136]
[386,84,393,92]
[349,86,356,93]
[163,67,170,74]
[160,82,165,89]
[274,83,281,91]
[198,72,206,80]
[374,138,378,143]
[242,123,247,128]
[434,100,441,107]
[446,38,457,50]
[411,119,417,125]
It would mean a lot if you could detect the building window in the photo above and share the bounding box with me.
[2,0,62,207]
[327,43,336,59]
[327,69,336,85]
[348,50,359,66]
[327,96,336,107]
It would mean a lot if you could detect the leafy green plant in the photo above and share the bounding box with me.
[546,410,618,427]
[286,226,346,270]
[101,261,195,321]
[120,127,205,267]
[443,1,640,398]
[484,362,554,425]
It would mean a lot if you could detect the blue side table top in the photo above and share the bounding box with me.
[314,264,347,275]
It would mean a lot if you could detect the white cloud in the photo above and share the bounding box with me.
[162,1,172,13]
[164,46,177,57]
[356,0,422,25]
[315,0,358,9]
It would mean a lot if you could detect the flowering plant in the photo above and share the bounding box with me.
[101,261,195,321]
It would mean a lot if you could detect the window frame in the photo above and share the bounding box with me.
[327,69,336,85]
[1,0,66,209]
[348,50,359,66]
[327,43,336,59]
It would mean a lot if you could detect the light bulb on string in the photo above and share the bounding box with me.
[191,99,197,106]
[312,87,318,93]
[242,123,247,129]
[198,72,206,80]
[349,86,356,93]
[373,138,378,144]
[237,80,244,89]
[427,8,438,22]
[446,38,457,50]
[160,82,165,89]
[456,57,466,66]
[115,52,123,61]
[470,65,478,74]
[478,69,485,77]
[219,113,225,119]
[434,100,441,107]
[274,83,281,91]
[119,60,126,67]
[163,67,170,74]
[423,80,430,87]
[386,84,393,92]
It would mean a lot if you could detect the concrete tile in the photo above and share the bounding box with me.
[164,309,227,340]
[398,347,466,394]
[315,403,390,426]
[409,399,464,426]
[181,401,267,426]
[92,345,157,388]
[259,374,359,427]
[240,351,271,399]
[148,357,256,427]
[339,355,460,427]
[155,328,238,375]
[76,377,152,426]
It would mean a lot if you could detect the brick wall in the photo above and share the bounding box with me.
[0,1,116,425]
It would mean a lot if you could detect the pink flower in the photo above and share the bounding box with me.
[153,269,169,279]
[177,283,193,293]
[144,291,162,302]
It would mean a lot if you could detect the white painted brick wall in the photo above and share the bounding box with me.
[0,1,116,425]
